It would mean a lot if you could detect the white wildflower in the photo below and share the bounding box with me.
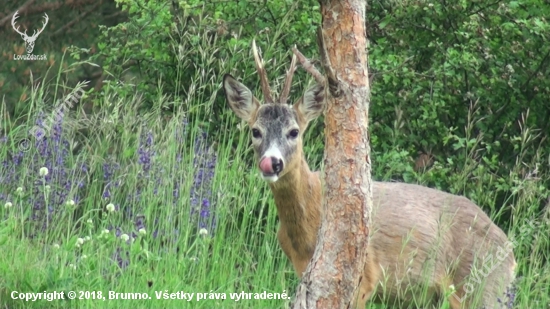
[39,167,49,176]
[106,203,115,212]
[76,238,85,247]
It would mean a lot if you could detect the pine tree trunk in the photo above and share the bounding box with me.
[291,0,372,308]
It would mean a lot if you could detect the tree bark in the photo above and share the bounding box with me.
[291,0,372,308]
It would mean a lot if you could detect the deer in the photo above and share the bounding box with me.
[223,41,517,309]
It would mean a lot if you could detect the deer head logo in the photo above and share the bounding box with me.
[11,11,49,54]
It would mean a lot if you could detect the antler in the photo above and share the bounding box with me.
[278,49,298,104]
[30,13,49,39]
[11,11,27,37]
[291,47,326,84]
[252,39,274,103]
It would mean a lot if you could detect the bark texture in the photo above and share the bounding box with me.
[291,0,372,308]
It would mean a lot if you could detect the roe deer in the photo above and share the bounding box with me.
[223,41,517,309]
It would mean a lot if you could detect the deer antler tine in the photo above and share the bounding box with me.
[292,47,325,85]
[252,39,274,103]
[279,49,298,104]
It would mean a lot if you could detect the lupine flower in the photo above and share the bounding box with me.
[497,284,517,309]
[102,161,120,199]
[113,247,130,269]
[189,130,217,232]
[0,111,88,233]
[13,151,24,166]
[134,215,145,231]
[138,130,154,174]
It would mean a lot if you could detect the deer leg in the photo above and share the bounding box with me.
[352,253,380,309]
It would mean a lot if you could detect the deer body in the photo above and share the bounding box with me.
[223,42,516,309]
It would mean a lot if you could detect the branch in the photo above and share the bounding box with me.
[0,0,35,27]
[291,47,325,84]
[316,26,342,97]
[53,1,102,37]
[1,0,98,21]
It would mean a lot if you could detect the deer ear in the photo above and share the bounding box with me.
[294,83,326,122]
[223,74,260,122]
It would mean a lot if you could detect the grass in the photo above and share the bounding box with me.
[1,31,549,309]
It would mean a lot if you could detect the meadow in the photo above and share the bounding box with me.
[1,67,549,309]
[1,5,549,307]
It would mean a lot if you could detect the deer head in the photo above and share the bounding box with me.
[12,11,49,54]
[223,40,325,183]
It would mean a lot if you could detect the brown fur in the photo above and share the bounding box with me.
[223,73,516,309]
[271,165,516,309]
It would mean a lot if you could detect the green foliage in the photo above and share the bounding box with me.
[85,0,321,119]
[366,0,550,205]
[1,71,549,309]
[1,0,124,119]
[2,0,550,307]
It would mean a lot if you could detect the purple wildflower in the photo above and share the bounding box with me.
[0,110,88,233]
[113,247,130,270]
[138,130,154,174]
[102,162,120,199]
[497,284,517,309]
[189,130,217,232]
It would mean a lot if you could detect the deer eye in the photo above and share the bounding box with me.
[288,129,299,139]
[252,128,262,139]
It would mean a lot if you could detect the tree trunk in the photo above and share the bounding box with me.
[291,0,372,308]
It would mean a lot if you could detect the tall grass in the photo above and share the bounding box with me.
[0,79,298,308]
[1,23,549,309]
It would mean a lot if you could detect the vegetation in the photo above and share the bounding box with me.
[1,0,549,308]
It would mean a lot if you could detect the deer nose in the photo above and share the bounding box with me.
[272,157,283,173]
[259,156,284,175]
